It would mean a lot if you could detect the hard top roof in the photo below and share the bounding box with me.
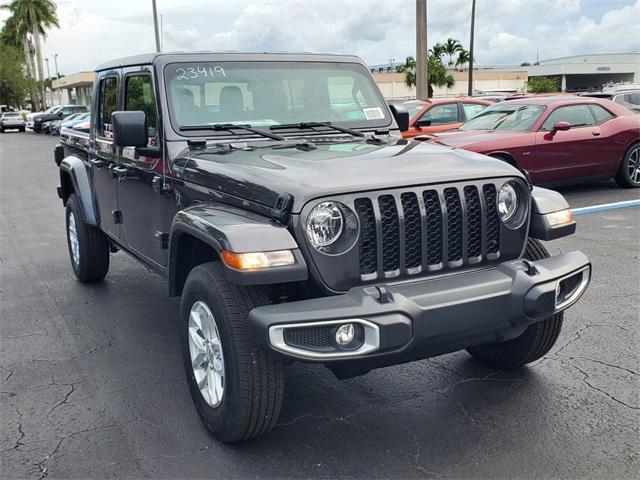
[95,51,364,72]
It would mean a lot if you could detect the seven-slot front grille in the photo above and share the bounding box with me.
[354,183,502,279]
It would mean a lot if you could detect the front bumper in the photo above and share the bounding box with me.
[249,251,590,366]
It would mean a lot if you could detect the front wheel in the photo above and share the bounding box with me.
[65,194,110,282]
[615,142,640,188]
[466,238,564,368]
[180,262,284,443]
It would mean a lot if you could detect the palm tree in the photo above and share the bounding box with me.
[2,0,59,109]
[443,38,463,67]
[428,42,446,63]
[398,55,455,98]
[397,56,417,88]
[455,50,471,71]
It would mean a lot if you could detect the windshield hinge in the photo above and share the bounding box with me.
[270,193,293,223]
[187,139,207,150]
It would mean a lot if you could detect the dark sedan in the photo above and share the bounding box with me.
[431,96,640,188]
[33,105,87,133]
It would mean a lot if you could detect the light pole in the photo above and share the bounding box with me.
[53,54,61,104]
[468,0,476,96]
[152,0,161,53]
[416,0,428,99]
[45,58,51,106]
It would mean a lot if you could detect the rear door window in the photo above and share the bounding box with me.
[588,105,614,124]
[461,103,486,120]
[541,104,596,130]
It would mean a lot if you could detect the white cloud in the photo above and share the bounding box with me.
[1,0,637,74]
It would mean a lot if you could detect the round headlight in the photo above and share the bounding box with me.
[498,182,519,222]
[306,201,344,248]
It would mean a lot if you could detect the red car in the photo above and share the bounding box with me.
[402,98,492,138]
[431,96,640,187]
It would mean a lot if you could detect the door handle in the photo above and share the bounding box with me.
[89,158,105,168]
[592,131,601,136]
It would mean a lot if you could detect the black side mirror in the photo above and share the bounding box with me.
[58,112,64,118]
[112,111,147,148]
[389,104,410,132]
[416,118,432,127]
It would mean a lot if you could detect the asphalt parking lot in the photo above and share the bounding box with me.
[1,131,638,479]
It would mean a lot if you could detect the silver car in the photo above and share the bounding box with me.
[0,112,26,132]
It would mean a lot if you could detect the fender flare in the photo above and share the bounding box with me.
[168,202,307,294]
[59,155,99,225]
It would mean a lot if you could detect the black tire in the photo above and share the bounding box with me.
[65,194,110,282]
[20,127,25,132]
[180,262,284,443]
[614,142,640,188]
[0,126,4,133]
[466,238,564,368]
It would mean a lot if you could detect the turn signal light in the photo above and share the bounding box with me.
[546,209,574,227]
[221,249,295,270]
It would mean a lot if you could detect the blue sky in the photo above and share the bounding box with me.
[1,0,639,74]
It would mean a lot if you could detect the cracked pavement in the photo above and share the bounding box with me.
[1,133,638,479]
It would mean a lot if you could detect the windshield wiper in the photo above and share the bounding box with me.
[270,122,365,138]
[179,123,285,141]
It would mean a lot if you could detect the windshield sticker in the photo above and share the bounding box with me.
[363,107,384,120]
[175,65,226,81]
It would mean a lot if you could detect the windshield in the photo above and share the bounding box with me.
[3,112,20,117]
[403,102,426,119]
[460,104,544,131]
[164,61,391,135]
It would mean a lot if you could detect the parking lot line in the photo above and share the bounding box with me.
[572,199,640,215]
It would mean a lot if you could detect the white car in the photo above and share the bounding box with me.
[0,112,26,132]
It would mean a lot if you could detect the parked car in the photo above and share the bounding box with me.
[33,104,87,133]
[50,112,89,135]
[431,96,640,187]
[402,97,492,138]
[41,120,54,134]
[0,111,26,132]
[54,51,590,442]
[26,105,61,130]
[579,89,640,114]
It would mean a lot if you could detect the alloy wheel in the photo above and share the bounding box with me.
[628,146,640,184]
[68,212,80,266]
[188,300,225,407]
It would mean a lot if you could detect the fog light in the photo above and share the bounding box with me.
[335,323,355,346]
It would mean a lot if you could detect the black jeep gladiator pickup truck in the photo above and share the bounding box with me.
[55,52,591,442]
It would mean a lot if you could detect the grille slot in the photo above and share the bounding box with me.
[401,192,422,270]
[354,198,377,275]
[353,182,504,281]
[423,190,443,266]
[284,326,333,351]
[483,184,500,255]
[378,195,400,273]
[464,186,482,258]
[444,188,463,262]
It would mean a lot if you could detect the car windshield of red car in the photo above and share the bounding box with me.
[460,104,544,131]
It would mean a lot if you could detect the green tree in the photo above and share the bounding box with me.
[526,76,558,93]
[428,42,446,62]
[2,0,60,110]
[520,62,532,66]
[456,50,470,71]
[1,14,39,109]
[443,38,463,67]
[0,45,33,109]
[397,55,455,98]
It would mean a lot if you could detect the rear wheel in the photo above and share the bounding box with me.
[65,194,110,282]
[180,262,284,442]
[615,142,640,188]
[466,238,564,368]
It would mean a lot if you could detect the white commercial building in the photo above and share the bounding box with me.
[526,53,640,92]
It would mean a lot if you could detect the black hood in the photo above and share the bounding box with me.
[170,138,522,213]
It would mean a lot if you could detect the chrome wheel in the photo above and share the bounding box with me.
[627,146,640,184]
[188,301,225,408]
[68,211,80,266]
